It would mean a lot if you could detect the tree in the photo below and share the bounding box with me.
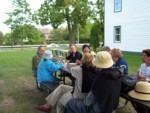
[78,20,93,43]
[5,0,42,47]
[3,33,12,45]
[4,0,32,29]
[34,0,90,44]
[90,22,101,52]
[0,31,4,45]
[90,0,104,50]
[11,24,44,45]
[50,27,69,42]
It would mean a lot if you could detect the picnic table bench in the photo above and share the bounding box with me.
[40,82,59,93]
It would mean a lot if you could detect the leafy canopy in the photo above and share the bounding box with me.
[34,0,90,44]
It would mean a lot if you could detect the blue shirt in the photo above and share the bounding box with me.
[113,57,128,75]
[37,59,64,82]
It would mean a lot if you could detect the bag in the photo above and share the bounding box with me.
[121,74,138,93]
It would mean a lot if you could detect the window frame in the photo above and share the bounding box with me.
[114,0,122,12]
[114,26,121,43]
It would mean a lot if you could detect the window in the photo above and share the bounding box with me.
[114,0,122,12]
[114,26,121,42]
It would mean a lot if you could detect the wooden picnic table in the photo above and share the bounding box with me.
[60,63,78,84]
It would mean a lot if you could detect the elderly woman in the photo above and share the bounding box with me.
[37,50,64,84]
[65,51,121,113]
[138,49,150,80]
[35,53,97,113]
[111,48,128,75]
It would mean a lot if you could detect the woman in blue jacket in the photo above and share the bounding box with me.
[37,50,64,84]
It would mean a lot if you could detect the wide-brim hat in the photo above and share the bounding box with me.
[92,51,113,68]
[43,50,53,60]
[128,81,150,101]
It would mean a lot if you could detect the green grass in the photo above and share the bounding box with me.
[0,49,48,113]
[0,48,141,113]
[124,53,142,74]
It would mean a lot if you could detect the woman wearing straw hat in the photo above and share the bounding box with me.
[65,51,122,113]
[138,49,150,81]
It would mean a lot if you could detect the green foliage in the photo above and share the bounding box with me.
[50,27,69,41]
[35,0,91,44]
[11,24,44,45]
[90,22,101,51]
[4,0,32,29]
[76,20,93,43]
[3,33,12,45]
[0,31,4,45]
[90,0,104,42]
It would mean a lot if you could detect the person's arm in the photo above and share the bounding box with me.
[32,55,40,70]
[84,91,95,106]
[47,60,64,72]
[137,65,147,80]
[76,51,82,60]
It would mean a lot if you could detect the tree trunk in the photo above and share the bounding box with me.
[66,8,75,45]
[67,22,75,45]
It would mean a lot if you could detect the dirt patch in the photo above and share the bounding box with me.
[0,80,5,85]
[17,76,35,90]
[0,96,15,108]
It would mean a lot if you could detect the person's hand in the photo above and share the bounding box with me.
[138,75,146,81]
[61,59,66,63]
[76,60,81,65]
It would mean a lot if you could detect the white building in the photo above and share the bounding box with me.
[104,0,150,52]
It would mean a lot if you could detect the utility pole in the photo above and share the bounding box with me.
[77,25,80,44]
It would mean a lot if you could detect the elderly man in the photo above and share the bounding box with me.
[32,46,45,90]
[32,46,45,77]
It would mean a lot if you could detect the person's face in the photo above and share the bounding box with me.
[142,53,149,63]
[70,46,76,53]
[38,47,45,56]
[83,47,90,53]
[112,56,118,62]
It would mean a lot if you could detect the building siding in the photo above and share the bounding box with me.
[105,0,150,52]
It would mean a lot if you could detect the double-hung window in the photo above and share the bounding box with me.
[114,26,121,43]
[114,0,122,12]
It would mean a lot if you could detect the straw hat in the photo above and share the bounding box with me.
[43,50,53,60]
[128,81,150,101]
[92,51,113,68]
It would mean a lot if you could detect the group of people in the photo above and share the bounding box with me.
[32,44,150,113]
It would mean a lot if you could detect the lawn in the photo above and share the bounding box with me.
[0,48,142,113]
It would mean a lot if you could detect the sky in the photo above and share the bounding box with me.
[0,0,45,34]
